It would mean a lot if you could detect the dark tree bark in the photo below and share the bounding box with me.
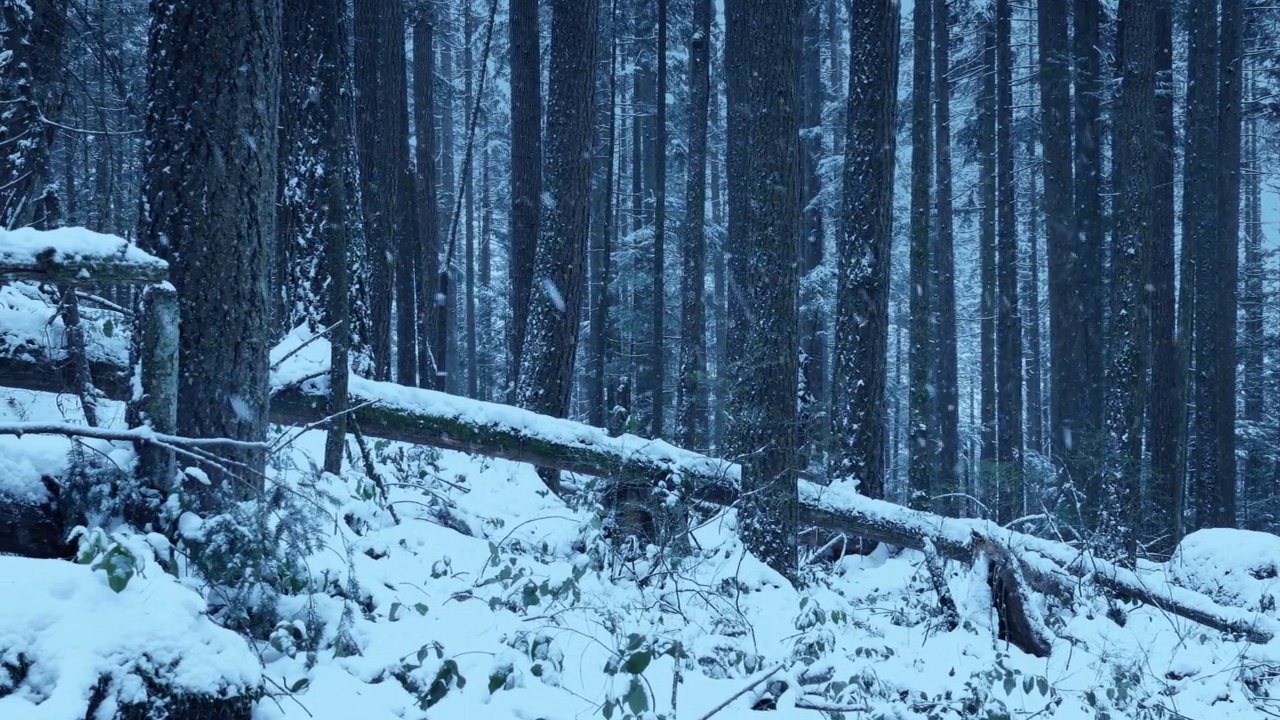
[1146,2,1179,555]
[648,0,667,437]
[1072,0,1105,447]
[979,15,997,469]
[353,0,415,382]
[590,0,619,429]
[677,0,711,449]
[0,0,68,230]
[907,0,933,510]
[1241,62,1265,527]
[1182,0,1218,531]
[507,0,541,390]
[799,0,827,464]
[1106,0,1155,560]
[724,0,802,578]
[710,94,728,450]
[1205,0,1242,528]
[413,10,444,390]
[279,0,352,474]
[831,0,899,499]
[932,0,958,516]
[1038,0,1083,495]
[463,2,478,399]
[994,0,1022,524]
[829,0,901,499]
[515,0,598,440]
[1023,127,1044,458]
[140,0,280,494]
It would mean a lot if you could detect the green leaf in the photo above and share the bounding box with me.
[414,602,430,616]
[626,633,646,651]
[1023,676,1034,694]
[102,320,114,338]
[289,677,310,693]
[625,678,649,715]
[1036,677,1049,696]
[489,668,510,694]
[1002,675,1016,695]
[623,650,652,675]
[389,602,403,622]
[602,699,615,720]
[522,582,541,607]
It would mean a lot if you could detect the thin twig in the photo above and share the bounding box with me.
[270,321,343,371]
[695,664,785,720]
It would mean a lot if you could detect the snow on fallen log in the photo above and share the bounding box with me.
[2,327,1276,647]
[0,226,168,284]
[802,482,1279,644]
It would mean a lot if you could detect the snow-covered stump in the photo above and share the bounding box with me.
[134,283,179,491]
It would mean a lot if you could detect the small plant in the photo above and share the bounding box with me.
[599,633,687,720]
[72,527,140,593]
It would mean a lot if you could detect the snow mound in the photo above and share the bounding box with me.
[1169,528,1280,614]
[0,556,261,719]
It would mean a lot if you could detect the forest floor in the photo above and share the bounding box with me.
[3,383,1280,719]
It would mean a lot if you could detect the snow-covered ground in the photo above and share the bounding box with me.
[4,382,1280,720]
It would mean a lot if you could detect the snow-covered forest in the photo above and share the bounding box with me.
[3,0,1280,718]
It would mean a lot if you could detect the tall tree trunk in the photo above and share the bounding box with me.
[1038,0,1081,500]
[832,0,899,499]
[516,0,598,441]
[649,0,668,437]
[354,0,418,384]
[507,0,542,391]
[994,0,1022,525]
[1072,0,1105,450]
[1146,2,1179,555]
[280,0,352,474]
[979,15,997,470]
[724,0,802,579]
[1023,129,1044,458]
[590,0,619,429]
[677,0,711,449]
[1206,0,1242,528]
[907,0,933,510]
[1107,0,1155,560]
[413,11,444,390]
[710,96,727,451]
[0,0,68,230]
[141,0,279,495]
[932,0,958,516]
[1241,59,1264,528]
[1182,0,1218,532]
[799,0,827,467]
[463,2,478,399]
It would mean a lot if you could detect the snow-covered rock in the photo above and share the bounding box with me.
[1169,527,1280,614]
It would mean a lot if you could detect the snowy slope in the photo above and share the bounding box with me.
[3,379,1280,719]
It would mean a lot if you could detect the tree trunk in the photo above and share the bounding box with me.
[677,0,711,450]
[724,0,802,579]
[994,0,1022,524]
[830,0,899,499]
[1106,0,1155,560]
[140,0,279,497]
[515,0,599,444]
[1241,60,1265,528]
[1182,0,1218,532]
[353,0,414,382]
[799,0,827,467]
[649,0,668,438]
[932,0,958,516]
[590,0,619,429]
[463,2,478,399]
[0,0,68,230]
[979,15,997,471]
[1206,0,1242,528]
[413,12,444,390]
[1072,0,1105,455]
[1146,2,1179,555]
[1040,0,1080,496]
[280,0,353,474]
[907,0,933,510]
[507,0,542,391]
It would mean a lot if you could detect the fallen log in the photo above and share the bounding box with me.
[1,352,1276,647]
[0,227,169,285]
